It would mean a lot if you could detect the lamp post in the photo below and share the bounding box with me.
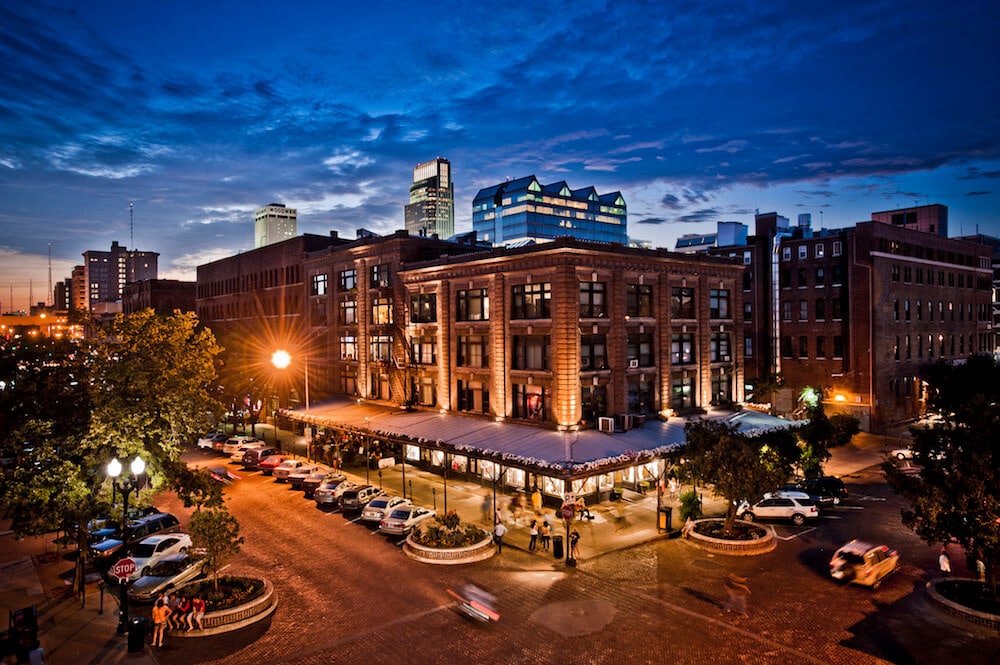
[107,455,145,636]
[271,349,309,411]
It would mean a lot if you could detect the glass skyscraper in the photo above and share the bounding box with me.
[405,158,454,239]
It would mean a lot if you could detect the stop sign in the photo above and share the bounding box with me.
[112,557,137,580]
[560,503,574,521]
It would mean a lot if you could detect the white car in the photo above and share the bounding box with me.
[737,495,818,526]
[379,505,436,536]
[890,447,914,460]
[287,464,321,489]
[222,436,259,455]
[128,533,193,580]
[196,432,227,450]
[273,459,311,482]
[314,479,357,508]
[361,495,410,523]
[229,442,268,463]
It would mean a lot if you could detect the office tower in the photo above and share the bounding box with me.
[472,176,627,246]
[255,203,298,248]
[404,158,454,239]
[82,241,159,312]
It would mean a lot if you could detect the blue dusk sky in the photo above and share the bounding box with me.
[1,0,999,311]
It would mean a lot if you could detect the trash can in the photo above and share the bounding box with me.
[127,616,146,653]
[552,534,564,559]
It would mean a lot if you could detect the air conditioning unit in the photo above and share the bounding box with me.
[598,417,614,433]
[723,356,731,362]
[581,357,591,368]
[622,415,634,431]
[628,359,639,369]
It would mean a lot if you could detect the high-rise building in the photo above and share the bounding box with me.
[404,158,454,239]
[81,241,158,312]
[472,176,627,246]
[254,203,298,248]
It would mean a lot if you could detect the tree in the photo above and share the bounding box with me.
[883,355,1000,598]
[188,507,244,591]
[747,372,783,412]
[681,419,800,533]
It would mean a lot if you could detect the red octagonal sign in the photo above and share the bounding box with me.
[112,557,137,580]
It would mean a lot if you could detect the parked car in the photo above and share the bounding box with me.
[798,476,848,503]
[379,505,436,536]
[230,442,269,464]
[128,551,208,603]
[314,479,357,509]
[287,464,322,490]
[737,495,818,526]
[128,533,193,580]
[87,506,160,543]
[258,454,289,476]
[89,513,182,563]
[361,495,410,524]
[829,540,899,588]
[222,436,259,455]
[302,472,341,498]
[782,483,836,509]
[241,447,278,470]
[890,447,914,460]
[273,459,312,482]
[196,432,228,450]
[339,485,383,512]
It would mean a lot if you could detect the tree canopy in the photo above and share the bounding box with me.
[883,355,1000,595]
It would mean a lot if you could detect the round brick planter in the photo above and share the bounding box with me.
[926,578,1000,632]
[683,518,775,555]
[403,533,495,565]
[172,577,278,637]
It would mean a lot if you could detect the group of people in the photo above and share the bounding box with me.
[150,592,206,647]
[527,518,553,551]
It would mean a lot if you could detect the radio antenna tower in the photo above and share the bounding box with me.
[47,243,52,306]
[130,201,134,248]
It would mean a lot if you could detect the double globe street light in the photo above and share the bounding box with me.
[107,455,146,636]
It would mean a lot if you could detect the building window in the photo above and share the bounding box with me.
[780,269,791,289]
[798,268,807,288]
[626,332,654,367]
[456,380,489,414]
[410,335,437,365]
[906,335,911,360]
[410,293,437,323]
[369,335,392,363]
[917,300,923,321]
[798,245,807,259]
[580,334,608,370]
[628,377,655,415]
[817,336,826,359]
[743,301,753,322]
[782,246,791,261]
[371,297,393,325]
[370,372,390,400]
[815,267,825,286]
[711,368,732,405]
[626,284,653,317]
[457,334,488,368]
[744,335,753,358]
[832,241,842,256]
[671,333,695,365]
[742,270,752,291]
[581,385,608,422]
[799,300,808,321]
[411,376,436,407]
[893,336,899,361]
[904,299,910,322]
[780,335,793,358]
[579,282,607,318]
[339,335,357,361]
[456,288,489,321]
[743,251,751,265]
[338,298,357,325]
[709,289,730,319]
[513,334,551,370]
[816,298,826,321]
[339,368,357,396]
[782,301,792,321]
[893,299,899,322]
[833,336,844,359]
[670,287,695,319]
[310,300,326,326]
[710,332,731,362]
[670,376,697,411]
[815,243,825,258]
[832,297,843,320]
[370,263,392,288]
[832,265,843,285]
[338,268,357,291]
[513,384,549,421]
[512,283,551,319]
[799,335,809,358]
[311,273,328,296]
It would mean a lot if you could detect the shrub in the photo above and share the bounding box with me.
[678,489,702,522]
[411,513,489,549]
[180,575,264,611]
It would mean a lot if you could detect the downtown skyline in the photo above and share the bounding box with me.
[1,0,999,311]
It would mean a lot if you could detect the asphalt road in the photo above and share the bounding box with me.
[145,451,999,665]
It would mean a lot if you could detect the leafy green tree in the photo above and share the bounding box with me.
[188,507,244,591]
[883,355,1000,598]
[681,420,800,533]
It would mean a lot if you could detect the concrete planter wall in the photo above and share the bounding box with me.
[404,533,495,565]
[926,579,1000,631]
[684,519,776,555]
[174,577,278,637]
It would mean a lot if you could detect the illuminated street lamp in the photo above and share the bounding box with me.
[107,455,146,635]
[271,349,309,411]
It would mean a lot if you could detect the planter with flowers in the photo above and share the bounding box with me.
[404,510,495,565]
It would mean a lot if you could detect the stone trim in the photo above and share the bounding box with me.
[925,579,1000,632]
[683,519,776,555]
[172,577,277,638]
[403,534,495,565]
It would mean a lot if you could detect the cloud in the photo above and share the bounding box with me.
[965,191,991,197]
[960,167,1000,180]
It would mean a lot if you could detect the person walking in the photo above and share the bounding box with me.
[531,486,543,515]
[481,494,492,523]
[976,557,986,582]
[151,597,170,647]
[539,520,551,551]
[493,521,508,553]
[938,547,952,576]
[575,496,592,521]
[722,573,750,617]
[570,529,581,560]
[528,520,538,551]
[190,595,206,631]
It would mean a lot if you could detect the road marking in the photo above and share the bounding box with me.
[346,516,363,524]
[838,505,865,510]
[821,515,842,520]
[773,526,817,541]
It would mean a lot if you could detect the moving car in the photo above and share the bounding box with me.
[360,495,409,524]
[829,540,899,588]
[128,551,208,603]
[196,432,228,450]
[207,465,240,484]
[128,533,193,580]
[737,494,818,526]
[258,455,289,476]
[890,447,914,460]
[378,505,436,536]
[314,479,357,509]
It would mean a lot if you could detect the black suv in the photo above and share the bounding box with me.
[799,476,847,503]
[89,512,181,564]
